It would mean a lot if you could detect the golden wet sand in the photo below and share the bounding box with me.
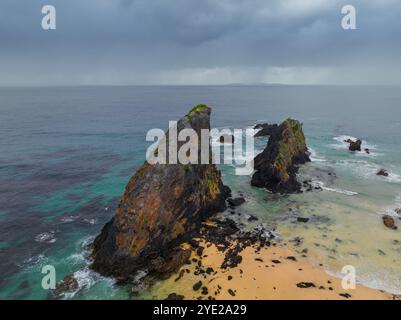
[151,240,395,300]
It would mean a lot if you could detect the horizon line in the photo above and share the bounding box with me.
[1,83,401,88]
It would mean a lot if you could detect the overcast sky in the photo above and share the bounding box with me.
[1,0,401,86]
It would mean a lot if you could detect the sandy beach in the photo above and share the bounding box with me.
[150,237,396,300]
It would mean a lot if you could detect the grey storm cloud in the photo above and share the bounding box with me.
[0,0,401,85]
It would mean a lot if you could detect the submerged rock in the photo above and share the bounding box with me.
[227,197,245,207]
[91,105,230,280]
[52,274,79,297]
[251,118,310,193]
[383,215,397,230]
[377,169,389,177]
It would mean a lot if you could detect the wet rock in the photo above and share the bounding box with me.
[377,169,389,177]
[219,134,234,144]
[364,148,370,154]
[248,215,258,222]
[91,105,229,280]
[227,197,246,207]
[53,275,79,296]
[165,293,184,300]
[383,215,397,230]
[296,282,316,288]
[297,217,309,223]
[251,119,310,193]
[344,139,362,152]
[395,208,401,215]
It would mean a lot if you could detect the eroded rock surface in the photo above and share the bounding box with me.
[91,105,230,280]
[251,118,310,193]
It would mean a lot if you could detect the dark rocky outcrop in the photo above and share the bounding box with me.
[377,169,389,177]
[251,118,310,193]
[165,293,184,300]
[91,105,230,280]
[254,123,279,137]
[383,215,397,230]
[344,139,362,152]
[227,197,245,207]
[52,275,79,297]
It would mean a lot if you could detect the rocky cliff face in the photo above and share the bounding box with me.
[91,105,230,280]
[251,118,310,193]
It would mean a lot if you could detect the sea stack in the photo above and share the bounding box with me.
[91,105,230,280]
[251,118,310,193]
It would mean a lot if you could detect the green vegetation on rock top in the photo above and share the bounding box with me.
[186,104,209,120]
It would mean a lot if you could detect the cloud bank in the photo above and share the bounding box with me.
[0,0,400,85]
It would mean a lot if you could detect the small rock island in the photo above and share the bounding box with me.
[251,118,310,193]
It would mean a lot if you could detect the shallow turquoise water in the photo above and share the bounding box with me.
[1,85,400,299]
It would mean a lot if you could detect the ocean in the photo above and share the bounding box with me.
[1,85,401,299]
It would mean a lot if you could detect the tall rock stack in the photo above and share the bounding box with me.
[91,105,230,280]
[251,118,310,193]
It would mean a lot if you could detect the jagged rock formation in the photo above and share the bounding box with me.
[91,105,230,280]
[251,118,310,193]
[254,123,278,137]
[344,138,362,152]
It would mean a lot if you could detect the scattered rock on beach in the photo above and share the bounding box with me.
[165,293,184,300]
[228,289,236,296]
[297,217,309,223]
[193,281,202,291]
[296,282,316,288]
[383,215,397,230]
